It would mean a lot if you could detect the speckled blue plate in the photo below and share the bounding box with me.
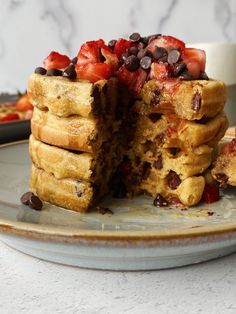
[0,140,236,270]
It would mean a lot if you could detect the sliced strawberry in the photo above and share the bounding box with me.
[113,38,135,57]
[221,138,236,155]
[150,62,171,80]
[101,47,119,70]
[182,48,206,79]
[75,63,113,83]
[201,183,220,204]
[43,51,70,69]
[0,113,19,122]
[116,65,147,95]
[77,39,105,66]
[15,94,33,112]
[147,35,185,52]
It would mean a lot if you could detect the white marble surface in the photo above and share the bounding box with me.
[0,0,236,92]
[0,240,236,314]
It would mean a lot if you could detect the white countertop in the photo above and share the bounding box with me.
[0,241,236,314]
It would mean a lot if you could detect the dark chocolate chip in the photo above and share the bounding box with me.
[192,91,202,112]
[62,64,77,80]
[216,173,229,188]
[128,46,138,56]
[142,162,151,180]
[120,52,130,63]
[179,70,193,80]
[167,49,181,65]
[172,62,186,76]
[71,57,78,64]
[28,194,43,210]
[153,155,163,169]
[153,194,168,207]
[137,49,147,60]
[150,88,161,107]
[137,42,145,50]
[148,113,162,123]
[20,191,34,205]
[46,68,62,76]
[35,67,47,75]
[200,71,209,80]
[129,32,141,43]
[108,39,117,50]
[155,132,165,145]
[141,36,149,46]
[140,56,152,70]
[167,171,181,190]
[152,47,168,62]
[124,55,140,72]
[96,206,113,215]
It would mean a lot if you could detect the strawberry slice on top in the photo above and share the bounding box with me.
[182,48,206,79]
[147,35,185,52]
[77,39,106,66]
[75,63,113,83]
[113,38,135,57]
[43,51,70,69]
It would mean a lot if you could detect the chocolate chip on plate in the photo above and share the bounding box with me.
[34,67,47,75]
[46,68,62,76]
[129,32,141,43]
[108,39,117,50]
[124,55,140,71]
[167,49,181,65]
[140,56,152,70]
[71,57,78,64]
[28,194,43,211]
[20,191,34,205]
[96,206,113,215]
[153,194,168,207]
[63,64,77,79]
[192,91,202,112]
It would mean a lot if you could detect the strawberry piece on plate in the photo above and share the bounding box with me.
[147,35,185,52]
[221,138,236,155]
[75,63,113,83]
[150,62,171,80]
[15,94,33,112]
[116,65,147,94]
[0,113,20,123]
[113,38,135,57]
[43,51,70,70]
[101,47,119,70]
[201,183,220,204]
[182,48,206,79]
[77,39,106,66]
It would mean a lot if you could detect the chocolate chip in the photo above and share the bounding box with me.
[150,88,161,107]
[62,64,77,80]
[46,68,62,76]
[141,36,149,46]
[216,173,228,188]
[137,49,147,60]
[140,56,152,70]
[124,55,140,72]
[96,206,113,215]
[71,57,78,64]
[167,171,181,190]
[192,91,202,112]
[167,49,181,65]
[148,113,161,123]
[108,39,117,50]
[28,194,43,210]
[168,147,181,156]
[200,71,209,80]
[137,42,145,50]
[153,155,163,169]
[142,162,151,180]
[128,46,138,56]
[179,70,193,80]
[172,62,186,76]
[152,47,168,62]
[129,32,141,42]
[153,194,168,207]
[20,191,34,205]
[120,52,130,63]
[35,67,47,75]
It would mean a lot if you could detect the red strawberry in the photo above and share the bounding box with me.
[201,183,220,204]
[113,38,135,57]
[77,39,106,66]
[15,94,33,112]
[150,62,171,80]
[116,65,147,95]
[75,63,113,83]
[182,48,206,79]
[0,113,19,122]
[101,47,119,70]
[147,35,185,52]
[43,51,70,69]
[221,138,236,155]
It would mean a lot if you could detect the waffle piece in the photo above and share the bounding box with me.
[139,79,227,120]
[212,139,236,187]
[30,164,94,212]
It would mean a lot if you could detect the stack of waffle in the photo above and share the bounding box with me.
[125,79,228,206]
[28,74,121,212]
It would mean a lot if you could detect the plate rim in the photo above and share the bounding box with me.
[1,140,236,245]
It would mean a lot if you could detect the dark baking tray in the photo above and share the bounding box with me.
[0,94,31,144]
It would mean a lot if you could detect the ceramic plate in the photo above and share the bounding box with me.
[1,141,236,270]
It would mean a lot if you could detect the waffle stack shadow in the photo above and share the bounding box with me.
[28,74,123,212]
